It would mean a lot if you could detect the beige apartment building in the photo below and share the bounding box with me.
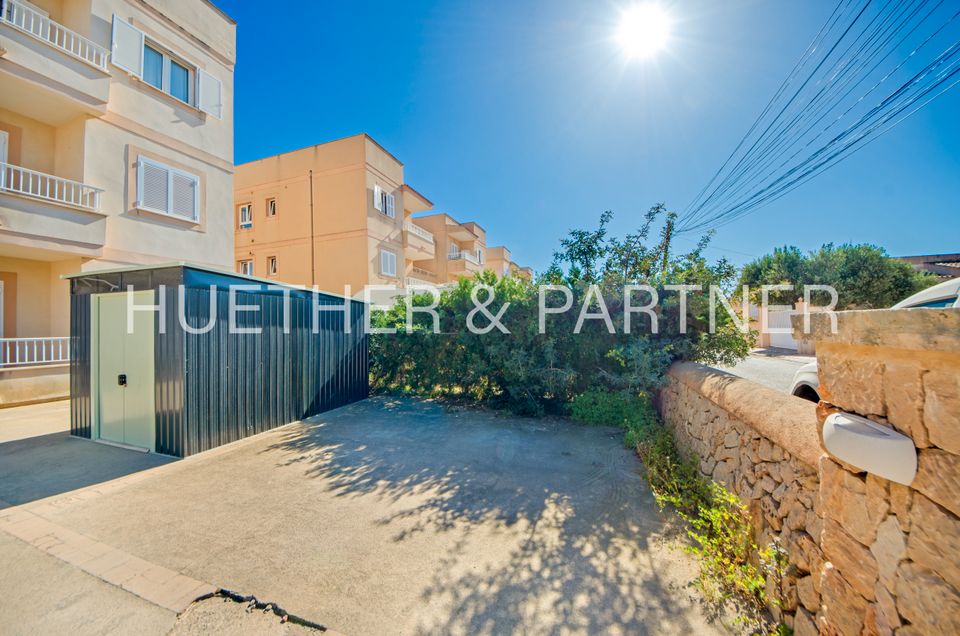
[234,134,530,295]
[0,0,235,403]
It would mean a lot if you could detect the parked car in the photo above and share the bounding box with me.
[789,277,960,402]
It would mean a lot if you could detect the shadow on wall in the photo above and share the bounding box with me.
[263,397,721,634]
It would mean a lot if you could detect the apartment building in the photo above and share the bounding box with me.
[234,134,437,293]
[0,0,235,403]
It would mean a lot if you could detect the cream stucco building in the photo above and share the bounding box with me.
[234,134,529,295]
[0,0,235,403]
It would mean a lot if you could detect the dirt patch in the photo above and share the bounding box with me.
[171,595,325,635]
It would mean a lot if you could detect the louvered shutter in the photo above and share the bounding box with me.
[197,69,223,119]
[385,193,396,218]
[138,159,169,212]
[111,15,144,77]
[373,184,383,211]
[171,172,199,220]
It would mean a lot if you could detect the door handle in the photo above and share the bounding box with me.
[118,374,127,387]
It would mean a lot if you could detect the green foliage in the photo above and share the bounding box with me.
[570,389,657,429]
[739,243,936,309]
[370,206,751,415]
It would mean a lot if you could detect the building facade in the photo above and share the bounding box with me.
[0,0,235,402]
[234,134,529,295]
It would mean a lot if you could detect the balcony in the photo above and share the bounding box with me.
[447,249,483,277]
[0,337,69,368]
[0,161,106,255]
[1,162,102,212]
[403,220,436,260]
[405,276,435,288]
[0,0,110,122]
[2,1,108,70]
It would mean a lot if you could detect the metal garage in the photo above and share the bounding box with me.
[67,264,368,457]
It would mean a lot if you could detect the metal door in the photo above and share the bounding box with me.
[96,292,155,450]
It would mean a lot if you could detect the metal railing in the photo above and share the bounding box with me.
[448,249,481,265]
[405,277,435,288]
[403,220,435,243]
[0,162,103,212]
[411,266,436,279]
[1,0,110,70]
[0,337,70,368]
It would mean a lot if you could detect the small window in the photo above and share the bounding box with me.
[238,204,252,229]
[267,256,278,276]
[380,249,397,277]
[136,156,199,221]
[238,260,253,276]
[266,198,277,217]
[476,249,484,264]
[143,45,163,89]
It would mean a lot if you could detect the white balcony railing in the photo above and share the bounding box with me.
[1,0,109,70]
[404,220,435,243]
[0,337,70,368]
[0,162,103,212]
[411,266,435,279]
[448,249,481,265]
[406,277,435,288]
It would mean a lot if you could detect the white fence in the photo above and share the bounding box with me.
[2,0,110,70]
[0,163,103,212]
[404,221,435,243]
[0,337,70,368]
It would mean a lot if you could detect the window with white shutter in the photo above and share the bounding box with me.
[373,184,383,211]
[111,15,144,76]
[238,204,252,229]
[385,193,396,218]
[380,249,397,277]
[136,156,200,222]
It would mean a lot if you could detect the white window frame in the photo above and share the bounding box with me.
[384,192,396,218]
[373,184,383,211]
[238,203,252,229]
[143,40,195,106]
[380,249,397,277]
[267,256,278,276]
[266,197,277,217]
[238,259,253,276]
[476,248,484,264]
[135,155,200,222]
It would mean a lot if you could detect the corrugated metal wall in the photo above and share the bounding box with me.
[69,293,92,438]
[70,266,369,457]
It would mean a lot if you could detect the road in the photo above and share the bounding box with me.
[719,348,815,394]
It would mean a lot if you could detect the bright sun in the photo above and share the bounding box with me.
[616,4,672,60]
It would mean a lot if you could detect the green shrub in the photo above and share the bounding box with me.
[570,390,652,428]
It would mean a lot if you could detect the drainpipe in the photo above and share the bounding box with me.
[309,169,316,287]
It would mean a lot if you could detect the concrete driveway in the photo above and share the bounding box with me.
[1,398,725,635]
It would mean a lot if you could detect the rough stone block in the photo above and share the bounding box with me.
[894,562,960,635]
[907,492,960,592]
[869,516,906,593]
[819,458,887,545]
[819,349,885,417]
[822,518,878,601]
[797,574,819,612]
[882,361,928,446]
[912,448,960,518]
[820,562,869,636]
[793,607,818,636]
[923,368,960,455]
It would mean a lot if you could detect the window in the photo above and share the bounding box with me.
[110,15,223,118]
[266,198,277,217]
[476,249,484,264]
[380,249,397,277]
[238,260,253,276]
[267,256,278,276]
[372,184,395,218]
[238,203,252,229]
[136,156,200,221]
[141,42,193,105]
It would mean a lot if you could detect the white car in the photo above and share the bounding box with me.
[789,277,960,402]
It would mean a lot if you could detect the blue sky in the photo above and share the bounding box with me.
[219,0,960,270]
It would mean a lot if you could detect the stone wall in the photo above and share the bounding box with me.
[660,305,960,635]
[803,308,960,635]
[659,362,825,631]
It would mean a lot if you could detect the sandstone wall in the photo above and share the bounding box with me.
[659,362,825,632]
[661,305,960,636]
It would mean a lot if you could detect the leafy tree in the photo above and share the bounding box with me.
[370,205,751,415]
[738,243,935,309]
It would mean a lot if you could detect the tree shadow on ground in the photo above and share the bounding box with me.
[263,396,723,635]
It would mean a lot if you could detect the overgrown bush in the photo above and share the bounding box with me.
[370,206,752,415]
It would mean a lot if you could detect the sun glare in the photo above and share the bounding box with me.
[616,4,672,60]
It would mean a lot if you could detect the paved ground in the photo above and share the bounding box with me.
[0,399,70,443]
[0,397,728,635]
[720,348,815,393]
